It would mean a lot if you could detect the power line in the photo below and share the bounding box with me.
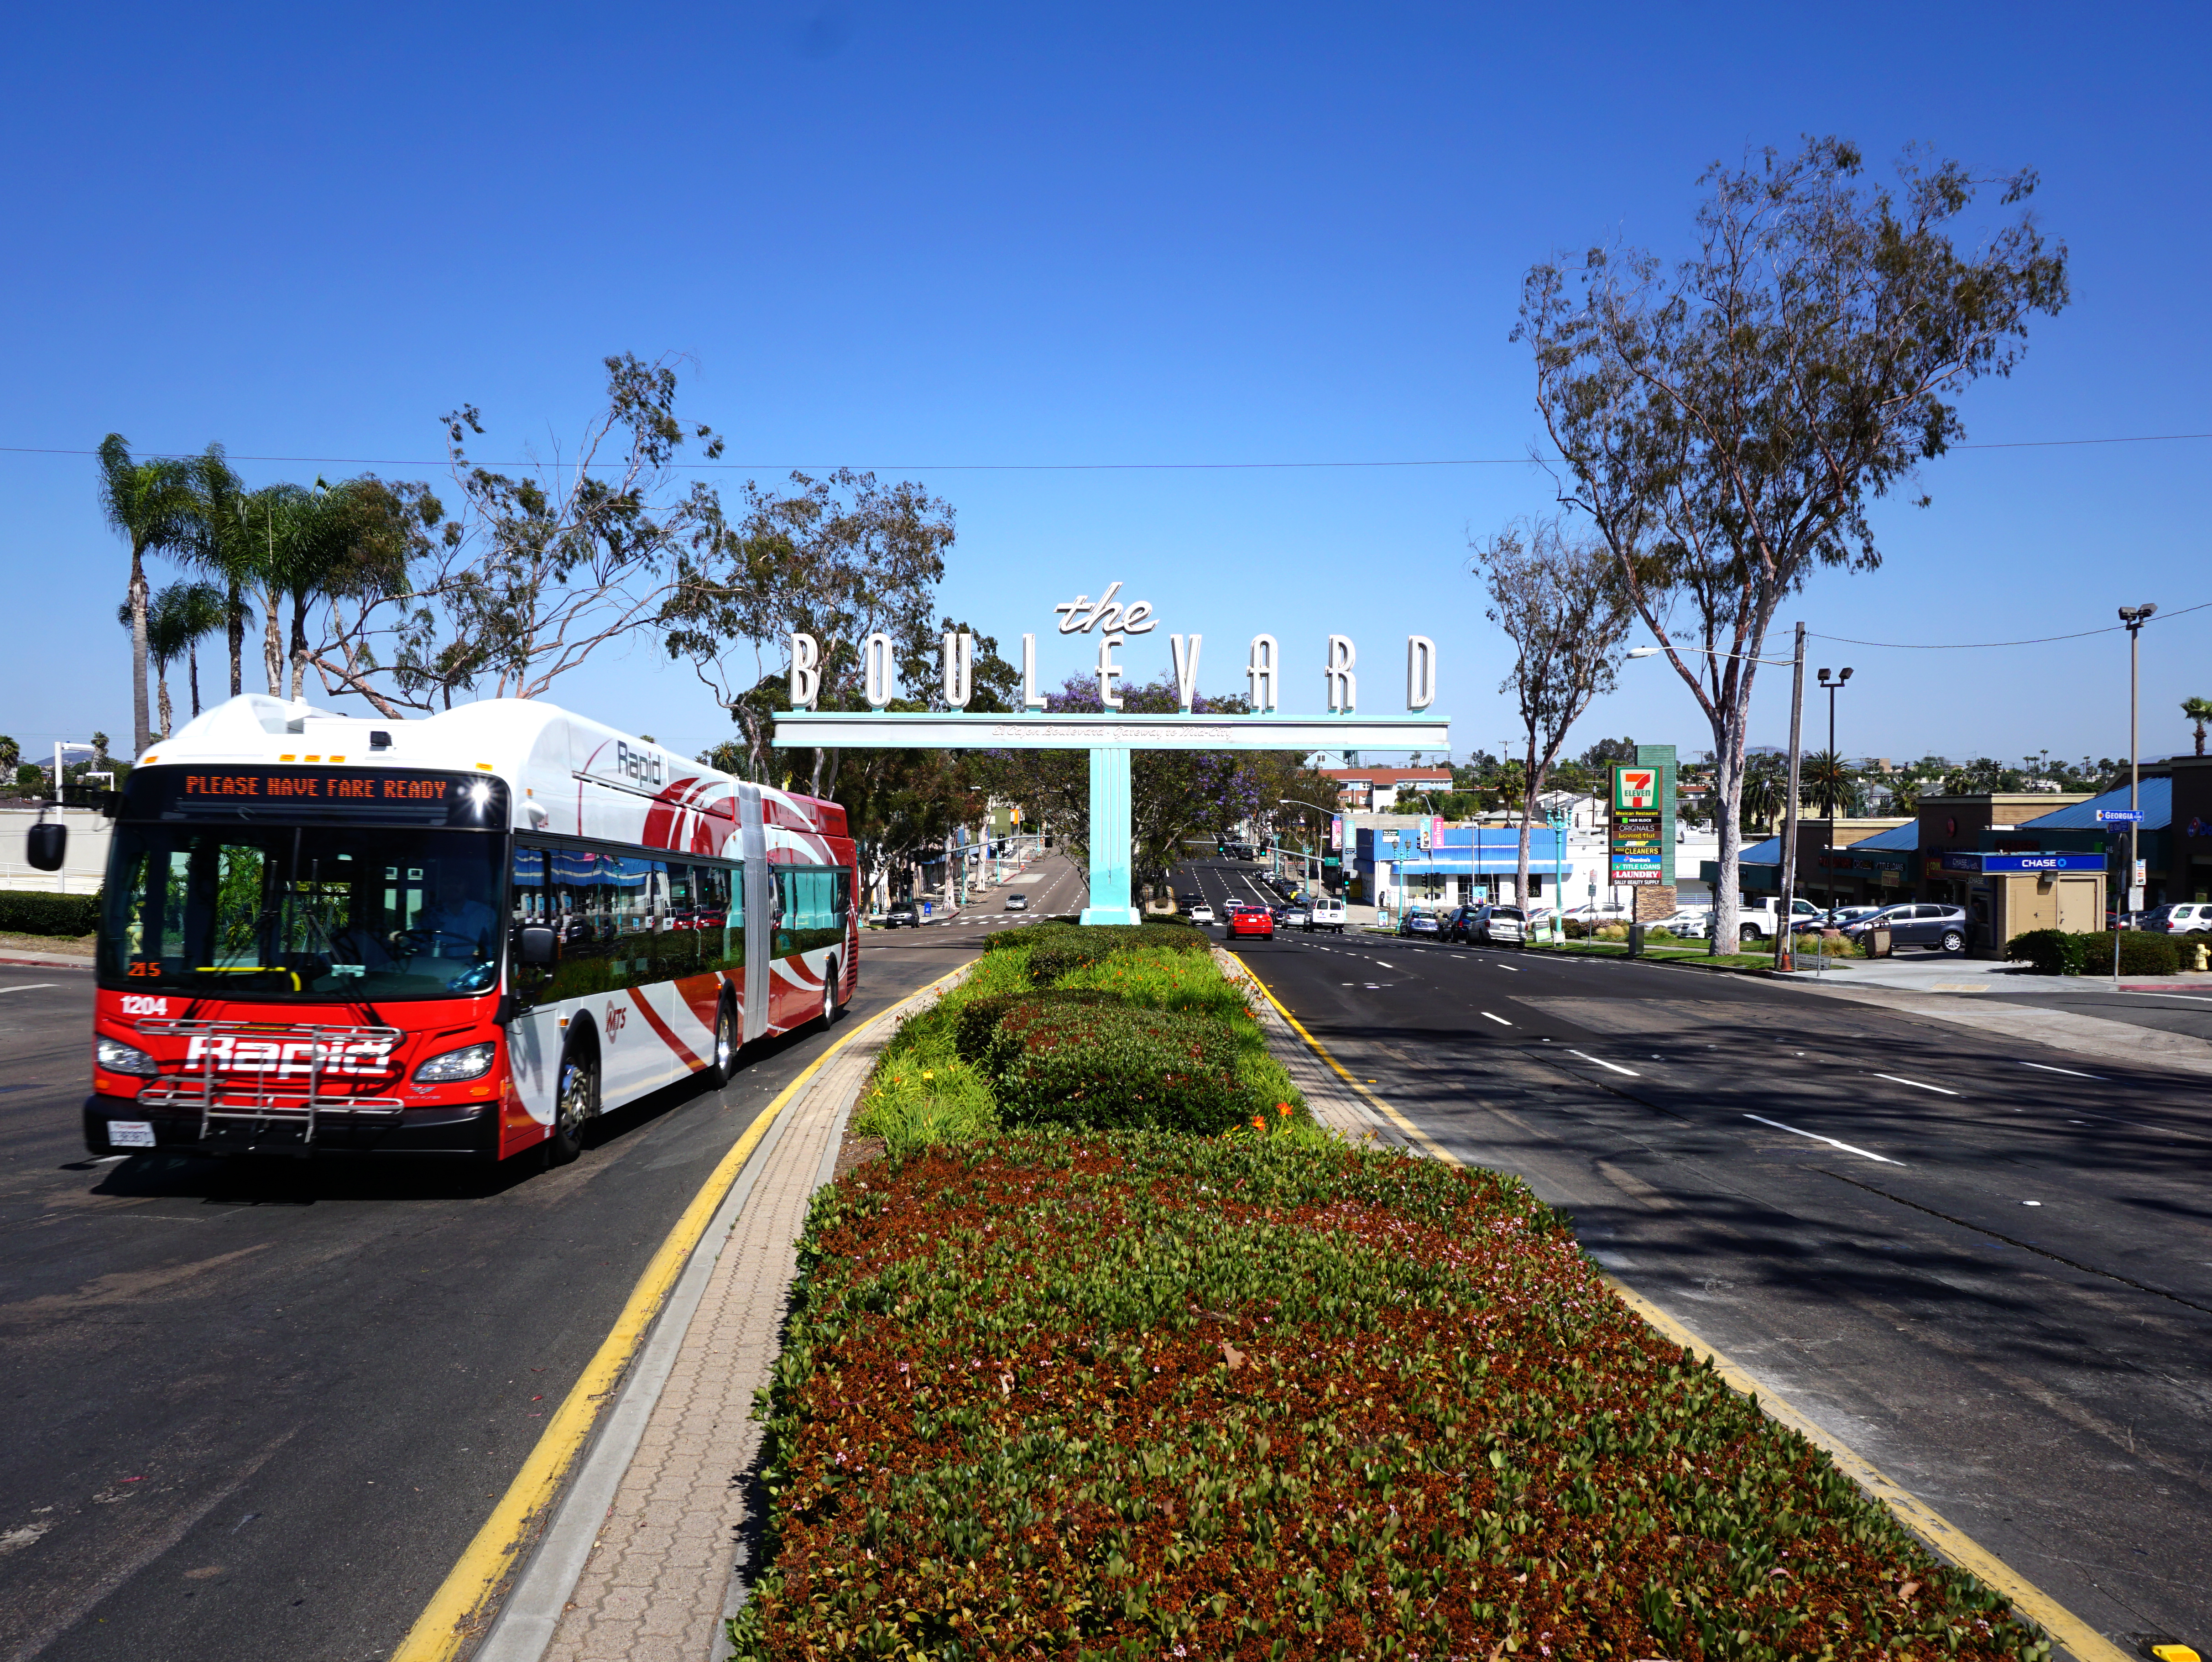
[1809,597,2212,649]
[3,429,2210,473]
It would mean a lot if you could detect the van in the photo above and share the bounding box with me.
[1307,898,1346,933]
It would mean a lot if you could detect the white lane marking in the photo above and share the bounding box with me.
[0,984,59,994]
[1480,1011,1512,1025]
[1568,1050,1638,1077]
[1493,963,1519,972]
[1873,1072,1958,1097]
[2018,1060,2106,1081]
[1743,1113,1903,1165]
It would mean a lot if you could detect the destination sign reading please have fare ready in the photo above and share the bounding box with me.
[180,772,454,801]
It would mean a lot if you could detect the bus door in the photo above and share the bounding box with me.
[739,786,771,1043]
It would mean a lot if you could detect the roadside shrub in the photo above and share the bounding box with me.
[1595,922,1628,941]
[951,988,1121,1062]
[2099,930,2180,976]
[2006,927,2085,975]
[0,889,100,937]
[736,1134,2048,1662]
[1562,918,1590,939]
[1025,921,1211,983]
[982,1001,1248,1133]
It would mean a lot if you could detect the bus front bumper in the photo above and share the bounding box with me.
[83,1094,499,1159]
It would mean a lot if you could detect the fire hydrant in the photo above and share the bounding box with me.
[2193,938,2210,973]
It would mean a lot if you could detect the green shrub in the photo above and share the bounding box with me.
[2005,927,2085,975]
[2102,930,2181,976]
[0,889,101,937]
[1024,921,1211,983]
[982,1001,1249,1133]
[951,988,1120,1062]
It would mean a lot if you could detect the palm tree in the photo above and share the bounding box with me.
[117,583,224,737]
[1801,750,1858,818]
[98,435,204,756]
[2184,697,2212,758]
[183,448,258,698]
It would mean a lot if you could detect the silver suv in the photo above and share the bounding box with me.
[1841,903,1967,954]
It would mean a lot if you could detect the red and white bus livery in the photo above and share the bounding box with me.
[83,694,857,1166]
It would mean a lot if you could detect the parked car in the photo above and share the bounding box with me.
[1398,909,1441,937]
[1840,902,1968,954]
[1226,904,1274,939]
[1448,903,1526,946]
[1651,909,1711,938]
[2142,903,2212,934]
[1002,893,1028,911]
[1280,904,1311,929]
[883,899,919,928]
[1186,902,1216,925]
[1307,898,1346,933]
[1808,904,1885,932]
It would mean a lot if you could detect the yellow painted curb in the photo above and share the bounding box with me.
[390,967,967,1662]
[1234,954,2129,1662]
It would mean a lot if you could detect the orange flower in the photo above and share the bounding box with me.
[1250,1115,1265,1131]
[1276,1102,1291,1117]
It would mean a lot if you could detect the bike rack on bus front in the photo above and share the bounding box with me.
[131,1018,408,1145]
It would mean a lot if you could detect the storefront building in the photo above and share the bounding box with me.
[1354,823,1568,911]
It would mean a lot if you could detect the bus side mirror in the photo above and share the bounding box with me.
[517,925,557,966]
[26,820,66,872]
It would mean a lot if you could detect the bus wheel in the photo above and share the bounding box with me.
[548,1049,596,1166]
[819,965,839,1029]
[711,997,739,1086]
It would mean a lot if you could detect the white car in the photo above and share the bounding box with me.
[1186,903,1216,925]
[1003,893,1028,911]
[1307,898,1346,933]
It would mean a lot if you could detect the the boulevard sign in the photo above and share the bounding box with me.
[772,587,1451,925]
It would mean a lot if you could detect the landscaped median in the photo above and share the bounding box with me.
[726,919,2050,1661]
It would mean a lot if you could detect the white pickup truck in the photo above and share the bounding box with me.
[1733,897,1825,942]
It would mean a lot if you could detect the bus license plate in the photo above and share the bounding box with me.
[109,1121,156,1148]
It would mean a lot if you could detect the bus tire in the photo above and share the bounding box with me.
[547,1043,597,1167]
[819,963,839,1029]
[711,995,740,1087]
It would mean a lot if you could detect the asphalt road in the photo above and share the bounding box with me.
[1178,856,2212,1652]
[0,924,985,1662]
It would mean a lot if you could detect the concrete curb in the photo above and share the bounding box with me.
[464,965,974,1662]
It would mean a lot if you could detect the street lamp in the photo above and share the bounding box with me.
[1625,630,1808,967]
[1816,667,1853,915]
[2119,604,2157,921]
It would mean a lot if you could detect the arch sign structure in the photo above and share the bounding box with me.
[774,585,1450,925]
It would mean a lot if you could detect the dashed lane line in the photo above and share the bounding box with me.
[1873,1072,1959,1097]
[1567,1049,1639,1077]
[1230,951,2129,1662]
[1742,1112,1904,1165]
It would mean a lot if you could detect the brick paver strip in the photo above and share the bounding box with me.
[540,974,964,1662]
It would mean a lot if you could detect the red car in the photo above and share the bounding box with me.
[1226,904,1274,939]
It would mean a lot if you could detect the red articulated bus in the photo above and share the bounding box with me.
[78,695,857,1167]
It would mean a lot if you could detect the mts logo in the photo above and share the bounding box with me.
[614,742,664,789]
[605,1001,630,1041]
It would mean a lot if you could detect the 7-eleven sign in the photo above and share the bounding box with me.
[1612,767,1659,811]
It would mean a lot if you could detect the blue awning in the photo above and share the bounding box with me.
[2018,777,2170,832]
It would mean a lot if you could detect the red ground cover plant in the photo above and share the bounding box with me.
[731,1134,2046,1662]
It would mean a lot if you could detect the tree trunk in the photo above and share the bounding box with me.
[128,545,151,757]
[157,671,173,741]
[188,646,202,718]
[289,594,310,700]
[1516,732,1537,913]
[261,587,284,695]
[1706,706,1749,955]
[227,582,244,698]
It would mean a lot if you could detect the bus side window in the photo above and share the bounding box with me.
[701,863,742,973]
[772,868,794,958]
[548,847,616,999]
[511,845,551,1007]
[657,862,699,977]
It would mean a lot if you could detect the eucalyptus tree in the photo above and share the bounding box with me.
[1472,513,1633,909]
[1517,136,2068,951]
[98,434,207,756]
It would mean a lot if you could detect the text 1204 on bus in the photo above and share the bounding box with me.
[81,694,856,1167]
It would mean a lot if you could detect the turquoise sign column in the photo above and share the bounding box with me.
[1080,746,1139,925]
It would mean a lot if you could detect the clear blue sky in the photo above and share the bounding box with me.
[3,2,2205,770]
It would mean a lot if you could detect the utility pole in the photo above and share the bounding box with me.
[2118,604,2157,947]
[1774,622,1807,971]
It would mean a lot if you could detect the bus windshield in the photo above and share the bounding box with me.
[101,822,505,1000]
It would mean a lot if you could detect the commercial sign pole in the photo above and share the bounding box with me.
[1775,622,1807,971]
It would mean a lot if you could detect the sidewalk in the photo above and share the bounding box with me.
[473,971,965,1662]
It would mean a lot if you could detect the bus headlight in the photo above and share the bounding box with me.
[414,1041,499,1083]
[97,1035,159,1077]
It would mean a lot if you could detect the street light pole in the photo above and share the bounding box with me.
[1816,666,1854,916]
[2119,603,2157,925]
[1775,623,1808,971]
